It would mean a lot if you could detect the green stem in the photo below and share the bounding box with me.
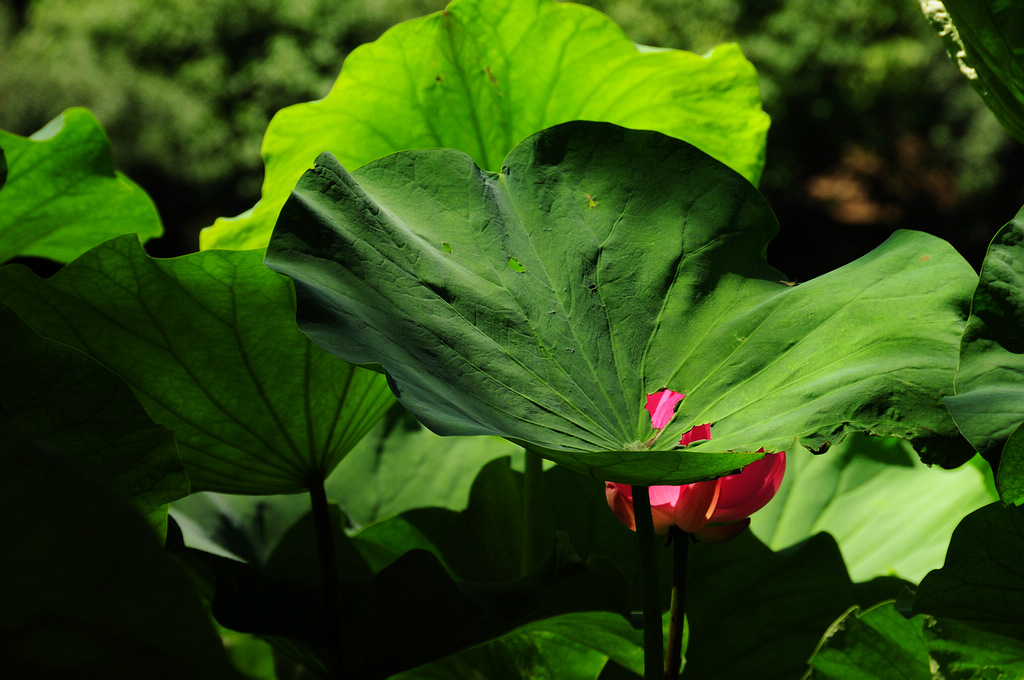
[631,485,664,680]
[665,528,689,680]
[521,448,544,577]
[309,477,345,679]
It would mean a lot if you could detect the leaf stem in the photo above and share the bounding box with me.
[521,448,545,577]
[631,484,664,680]
[665,527,689,679]
[309,476,345,679]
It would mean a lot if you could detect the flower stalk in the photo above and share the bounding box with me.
[631,484,665,680]
[665,527,689,679]
[309,476,345,679]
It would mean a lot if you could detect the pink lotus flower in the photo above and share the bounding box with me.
[606,390,786,542]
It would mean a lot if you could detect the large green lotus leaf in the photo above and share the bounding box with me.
[945,206,1024,502]
[0,234,394,494]
[0,425,244,679]
[926,1,1024,145]
[805,603,931,680]
[0,303,187,534]
[751,434,997,583]
[201,0,768,251]
[266,121,975,485]
[0,108,162,264]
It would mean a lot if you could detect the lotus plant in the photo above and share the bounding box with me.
[607,389,787,678]
[606,389,786,543]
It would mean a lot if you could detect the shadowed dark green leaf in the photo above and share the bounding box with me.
[911,503,1024,641]
[805,603,931,680]
[0,147,7,191]
[926,1,1024,144]
[191,506,631,677]
[0,303,187,534]
[882,503,1024,678]
[751,434,997,582]
[0,425,244,679]
[202,0,768,250]
[0,234,394,494]
[999,422,1024,505]
[945,206,1024,502]
[0,109,161,263]
[266,121,975,485]
[684,532,907,680]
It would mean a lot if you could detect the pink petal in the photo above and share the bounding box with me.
[668,479,721,534]
[709,451,786,524]
[605,483,635,531]
[645,389,685,429]
[679,423,712,447]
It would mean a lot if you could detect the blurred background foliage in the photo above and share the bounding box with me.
[1,0,1021,279]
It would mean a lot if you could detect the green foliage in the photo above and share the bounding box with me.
[0,304,187,534]
[0,0,448,195]
[0,428,243,679]
[684,531,906,680]
[806,503,1024,679]
[805,603,932,680]
[945,205,1024,503]
[267,121,975,483]
[0,108,161,263]
[928,0,1024,145]
[0,235,394,494]
[752,434,998,582]
[4,0,1024,677]
[202,0,768,250]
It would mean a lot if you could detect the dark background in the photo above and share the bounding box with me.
[2,0,1022,282]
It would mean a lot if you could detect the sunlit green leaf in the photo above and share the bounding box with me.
[201,0,768,250]
[266,121,975,485]
[945,205,1024,502]
[751,434,998,582]
[0,234,393,494]
[0,303,187,534]
[0,109,161,263]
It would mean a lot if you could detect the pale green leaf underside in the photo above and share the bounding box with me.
[0,235,393,494]
[752,435,997,583]
[201,0,768,251]
[266,121,974,485]
[0,108,162,264]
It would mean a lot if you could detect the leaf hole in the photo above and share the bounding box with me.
[507,257,526,273]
